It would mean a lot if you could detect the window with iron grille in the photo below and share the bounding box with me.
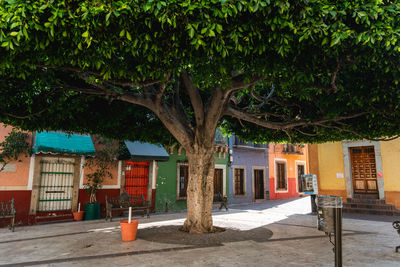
[234,168,245,196]
[276,162,287,190]
[177,163,189,199]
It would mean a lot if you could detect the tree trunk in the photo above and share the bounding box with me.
[182,144,216,233]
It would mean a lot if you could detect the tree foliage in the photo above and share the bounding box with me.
[1,0,400,234]
[0,128,30,172]
[84,137,119,203]
[0,0,399,144]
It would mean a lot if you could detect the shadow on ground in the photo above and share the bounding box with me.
[137,225,273,245]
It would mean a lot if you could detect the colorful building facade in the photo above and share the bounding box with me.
[155,140,229,212]
[268,143,309,200]
[0,125,166,227]
[228,136,269,204]
[309,140,400,210]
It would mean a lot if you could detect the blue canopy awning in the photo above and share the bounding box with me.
[124,141,169,161]
[33,131,96,156]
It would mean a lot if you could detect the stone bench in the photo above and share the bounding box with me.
[0,198,16,232]
[105,192,149,222]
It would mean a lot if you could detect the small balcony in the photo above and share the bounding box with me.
[234,137,268,149]
[282,144,304,154]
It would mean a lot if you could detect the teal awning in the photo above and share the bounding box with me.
[33,131,96,156]
[124,141,169,161]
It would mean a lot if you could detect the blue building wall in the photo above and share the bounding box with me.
[228,136,269,205]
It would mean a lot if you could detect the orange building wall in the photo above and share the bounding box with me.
[82,138,120,187]
[82,160,119,186]
[0,125,32,189]
[268,144,308,199]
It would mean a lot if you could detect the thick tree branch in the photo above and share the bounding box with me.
[182,70,205,127]
[250,84,275,102]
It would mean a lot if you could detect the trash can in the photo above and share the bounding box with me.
[317,195,343,267]
[84,202,101,220]
[317,195,342,233]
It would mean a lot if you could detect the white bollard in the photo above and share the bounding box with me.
[128,207,132,223]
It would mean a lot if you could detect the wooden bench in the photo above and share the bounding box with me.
[0,198,16,232]
[105,192,150,222]
[213,193,228,211]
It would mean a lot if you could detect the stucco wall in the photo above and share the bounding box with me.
[380,139,400,209]
[317,142,346,191]
[316,140,400,208]
[0,125,33,189]
[380,139,400,191]
[268,144,308,199]
[229,140,268,204]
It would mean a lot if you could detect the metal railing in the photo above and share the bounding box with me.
[234,137,268,148]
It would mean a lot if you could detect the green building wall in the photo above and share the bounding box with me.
[155,146,229,212]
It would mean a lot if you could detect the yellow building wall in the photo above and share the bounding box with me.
[317,142,347,199]
[380,139,400,209]
[381,139,400,191]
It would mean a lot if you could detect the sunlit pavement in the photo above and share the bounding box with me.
[0,197,399,266]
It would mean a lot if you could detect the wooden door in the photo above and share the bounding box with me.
[254,169,264,199]
[214,168,223,195]
[125,161,149,200]
[350,146,378,194]
[297,165,305,192]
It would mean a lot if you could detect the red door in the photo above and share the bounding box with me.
[124,161,149,201]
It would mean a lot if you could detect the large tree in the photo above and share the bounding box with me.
[0,0,400,233]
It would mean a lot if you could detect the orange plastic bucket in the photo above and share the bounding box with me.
[73,211,84,221]
[120,220,139,242]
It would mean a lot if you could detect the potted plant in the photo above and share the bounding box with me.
[83,171,103,220]
[72,203,84,221]
[83,138,118,220]
[120,208,139,242]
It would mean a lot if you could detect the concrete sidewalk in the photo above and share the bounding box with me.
[0,197,399,266]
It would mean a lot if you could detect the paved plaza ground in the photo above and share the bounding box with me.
[0,197,399,267]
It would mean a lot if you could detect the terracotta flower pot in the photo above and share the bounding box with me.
[73,211,84,221]
[120,220,139,242]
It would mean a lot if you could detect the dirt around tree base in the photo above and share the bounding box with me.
[179,225,226,234]
[137,225,273,246]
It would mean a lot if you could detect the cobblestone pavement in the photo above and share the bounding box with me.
[0,197,399,267]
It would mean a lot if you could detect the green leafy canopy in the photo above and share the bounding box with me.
[0,0,399,144]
